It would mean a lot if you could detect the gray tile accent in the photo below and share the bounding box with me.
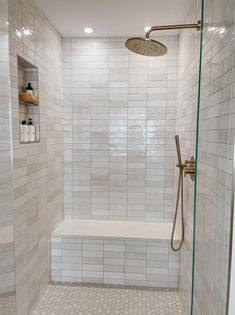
[51,236,179,289]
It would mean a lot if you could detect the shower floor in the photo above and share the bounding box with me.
[0,294,16,315]
[32,283,185,315]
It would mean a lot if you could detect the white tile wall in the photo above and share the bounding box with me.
[51,236,179,289]
[63,36,178,222]
[0,0,16,312]
[8,0,64,314]
[177,0,235,314]
[4,0,234,314]
[176,5,201,312]
[194,7,235,313]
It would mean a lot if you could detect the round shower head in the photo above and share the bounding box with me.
[125,37,167,57]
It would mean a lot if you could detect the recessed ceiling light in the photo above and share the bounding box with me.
[84,27,94,34]
[144,25,151,32]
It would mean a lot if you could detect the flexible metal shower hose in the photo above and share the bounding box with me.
[171,136,185,252]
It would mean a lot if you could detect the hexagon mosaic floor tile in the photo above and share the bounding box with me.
[32,283,186,315]
[0,295,16,315]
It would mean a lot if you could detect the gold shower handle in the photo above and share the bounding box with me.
[184,157,195,180]
[175,135,195,180]
[185,159,195,164]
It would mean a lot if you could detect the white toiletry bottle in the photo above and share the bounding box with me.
[20,121,25,142]
[28,118,36,142]
[20,120,29,143]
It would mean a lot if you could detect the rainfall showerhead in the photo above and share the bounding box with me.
[125,37,167,57]
[125,21,201,57]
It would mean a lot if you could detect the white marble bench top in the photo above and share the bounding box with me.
[52,219,180,241]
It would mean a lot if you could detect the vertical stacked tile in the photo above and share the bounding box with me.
[165,37,178,222]
[51,237,62,282]
[0,0,16,311]
[82,239,103,283]
[168,244,180,288]
[177,0,235,313]
[63,36,179,222]
[71,38,91,219]
[146,240,169,287]
[146,240,179,288]
[62,238,82,282]
[51,235,179,288]
[104,239,125,285]
[125,240,147,286]
[146,39,167,222]
[8,0,64,313]
[176,5,200,310]
[63,38,73,217]
[109,38,128,220]
[128,53,147,221]
[90,39,109,219]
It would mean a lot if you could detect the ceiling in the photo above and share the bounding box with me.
[33,0,193,37]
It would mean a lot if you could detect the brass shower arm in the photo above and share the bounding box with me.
[145,21,201,38]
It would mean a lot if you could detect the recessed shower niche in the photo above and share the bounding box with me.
[17,56,40,143]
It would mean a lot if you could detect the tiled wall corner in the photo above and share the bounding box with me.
[8,0,64,314]
[0,0,16,313]
[177,0,235,314]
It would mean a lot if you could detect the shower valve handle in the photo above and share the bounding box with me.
[185,159,195,164]
[184,169,195,176]
[183,157,195,180]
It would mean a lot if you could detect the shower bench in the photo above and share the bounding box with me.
[51,220,180,288]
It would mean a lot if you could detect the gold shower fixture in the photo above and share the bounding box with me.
[178,156,196,181]
[171,135,196,252]
[125,21,201,56]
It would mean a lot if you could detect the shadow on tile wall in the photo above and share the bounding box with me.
[8,0,64,314]
[0,0,16,314]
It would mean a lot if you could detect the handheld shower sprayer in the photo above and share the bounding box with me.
[171,135,195,252]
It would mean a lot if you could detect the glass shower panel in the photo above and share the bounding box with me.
[0,0,16,314]
[227,3,235,313]
[192,0,235,314]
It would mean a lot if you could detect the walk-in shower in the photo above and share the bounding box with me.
[2,0,235,314]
